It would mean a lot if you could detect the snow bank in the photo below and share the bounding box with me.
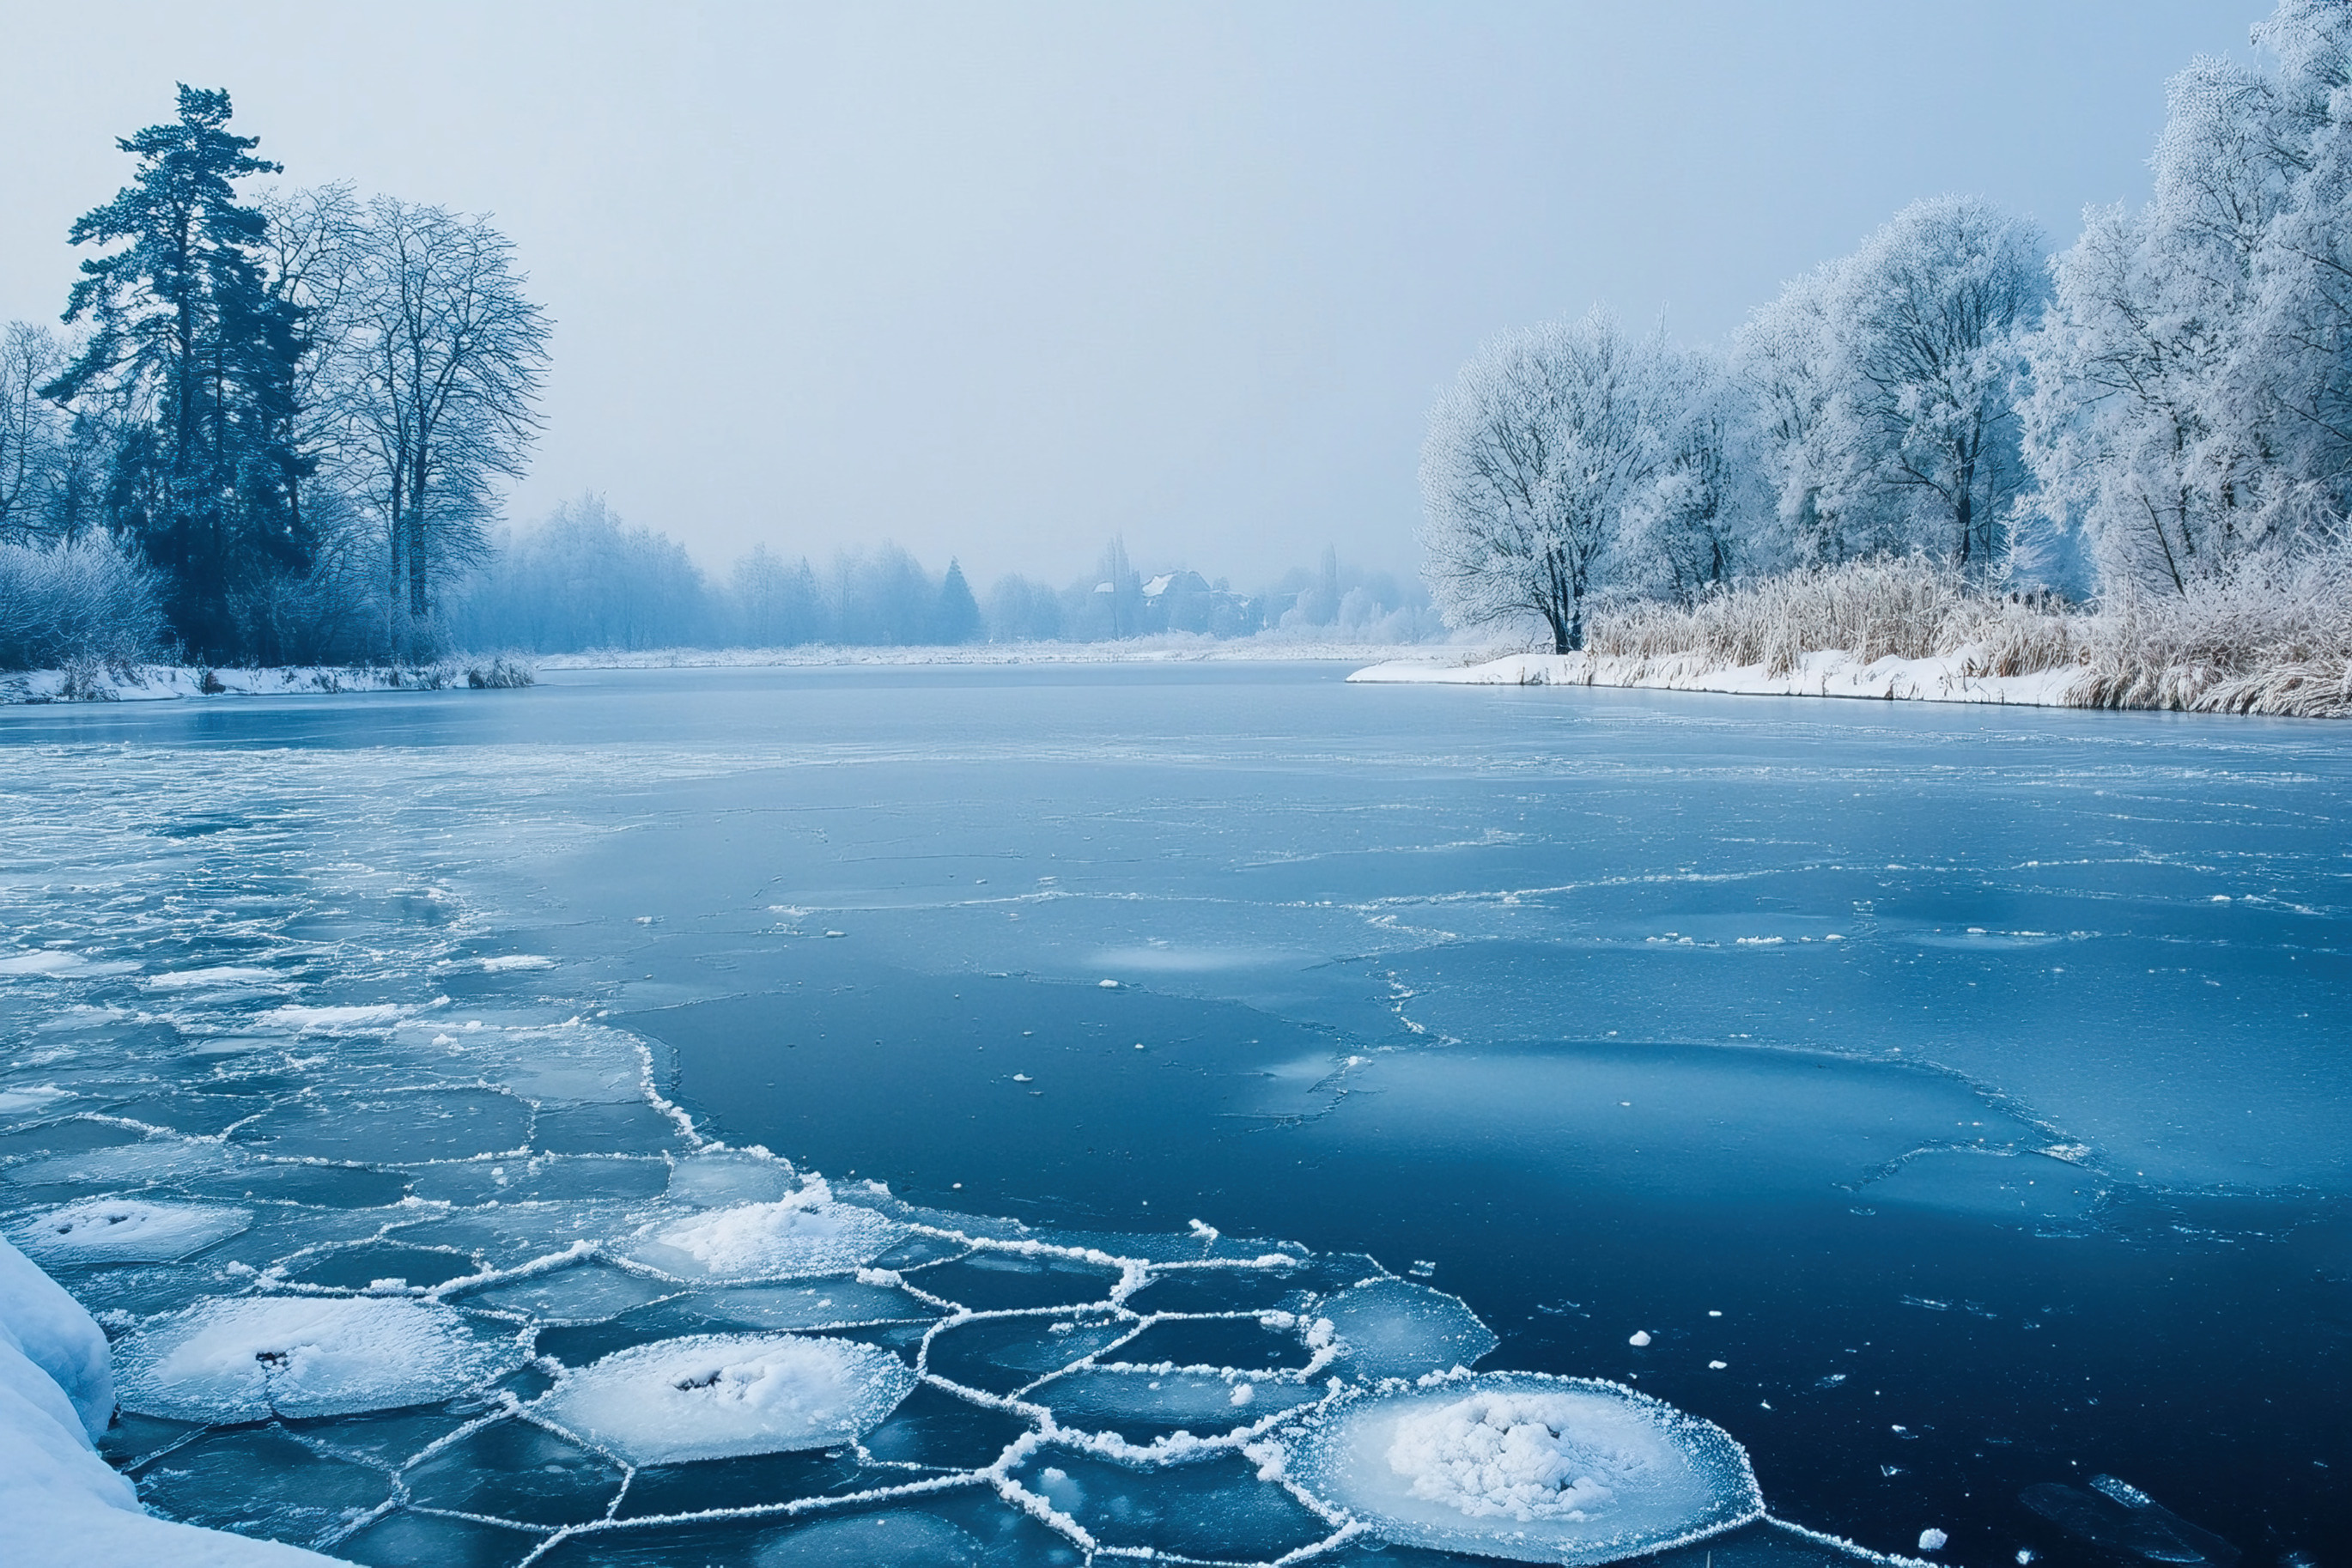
[1286,1372,1761,1565]
[0,1239,340,1566]
[113,1295,523,1422]
[1351,647,2087,707]
[534,1332,916,1465]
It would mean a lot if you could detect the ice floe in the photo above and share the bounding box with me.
[622,1182,907,1281]
[112,1296,523,1421]
[1285,1371,1763,1563]
[1322,1277,1499,1380]
[10,1200,251,1265]
[533,1331,917,1464]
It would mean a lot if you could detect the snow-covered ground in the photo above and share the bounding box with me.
[1350,647,2089,706]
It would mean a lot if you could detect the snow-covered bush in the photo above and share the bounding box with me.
[2073,543,2352,714]
[0,533,170,672]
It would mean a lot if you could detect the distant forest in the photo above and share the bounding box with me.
[440,500,1440,653]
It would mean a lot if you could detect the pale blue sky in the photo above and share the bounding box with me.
[0,2,2264,583]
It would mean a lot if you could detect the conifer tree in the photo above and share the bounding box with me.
[935,558,982,644]
[42,85,312,661]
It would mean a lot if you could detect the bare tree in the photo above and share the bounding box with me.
[0,322,69,543]
[344,198,550,652]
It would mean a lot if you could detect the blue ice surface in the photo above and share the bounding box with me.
[0,662,2343,1563]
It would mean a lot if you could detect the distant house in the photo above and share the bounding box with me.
[1139,570,1261,637]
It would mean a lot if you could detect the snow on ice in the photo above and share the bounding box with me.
[620,1182,909,1281]
[112,1297,523,1422]
[533,1331,917,1464]
[1285,1371,1763,1564]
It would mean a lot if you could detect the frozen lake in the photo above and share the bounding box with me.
[2,663,2344,1565]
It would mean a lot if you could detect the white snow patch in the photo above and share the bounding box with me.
[534,1332,915,1465]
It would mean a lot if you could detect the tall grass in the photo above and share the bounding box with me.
[0,534,171,673]
[1578,552,2352,718]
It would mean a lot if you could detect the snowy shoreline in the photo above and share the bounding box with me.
[1355,647,2112,708]
[0,659,532,706]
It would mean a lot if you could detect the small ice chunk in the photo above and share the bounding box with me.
[623,1182,906,1282]
[1919,1527,1948,1550]
[1287,1373,1761,1561]
[1231,1382,1256,1406]
[1097,978,1121,988]
[1628,1330,1651,1347]
[1708,1360,1727,1370]
[113,1296,520,1421]
[534,1332,915,1465]
[1322,1279,1498,1380]
[12,1200,251,1265]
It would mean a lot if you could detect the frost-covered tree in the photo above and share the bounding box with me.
[728,543,827,647]
[1619,348,1772,601]
[984,573,1064,641]
[1419,310,1671,652]
[2022,2,2352,592]
[444,495,711,653]
[1837,197,2049,569]
[1735,260,1879,563]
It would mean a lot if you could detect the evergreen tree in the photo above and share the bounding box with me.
[42,86,312,661]
[935,557,982,644]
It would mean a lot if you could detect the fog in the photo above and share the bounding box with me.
[0,1,2260,585]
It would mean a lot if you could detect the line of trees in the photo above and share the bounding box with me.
[0,86,549,665]
[438,499,1440,653]
[1423,0,2352,652]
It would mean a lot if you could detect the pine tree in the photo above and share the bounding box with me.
[42,85,313,661]
[935,558,982,644]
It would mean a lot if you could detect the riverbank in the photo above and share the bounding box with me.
[0,658,533,705]
[1358,559,2352,717]
[1350,647,2089,705]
